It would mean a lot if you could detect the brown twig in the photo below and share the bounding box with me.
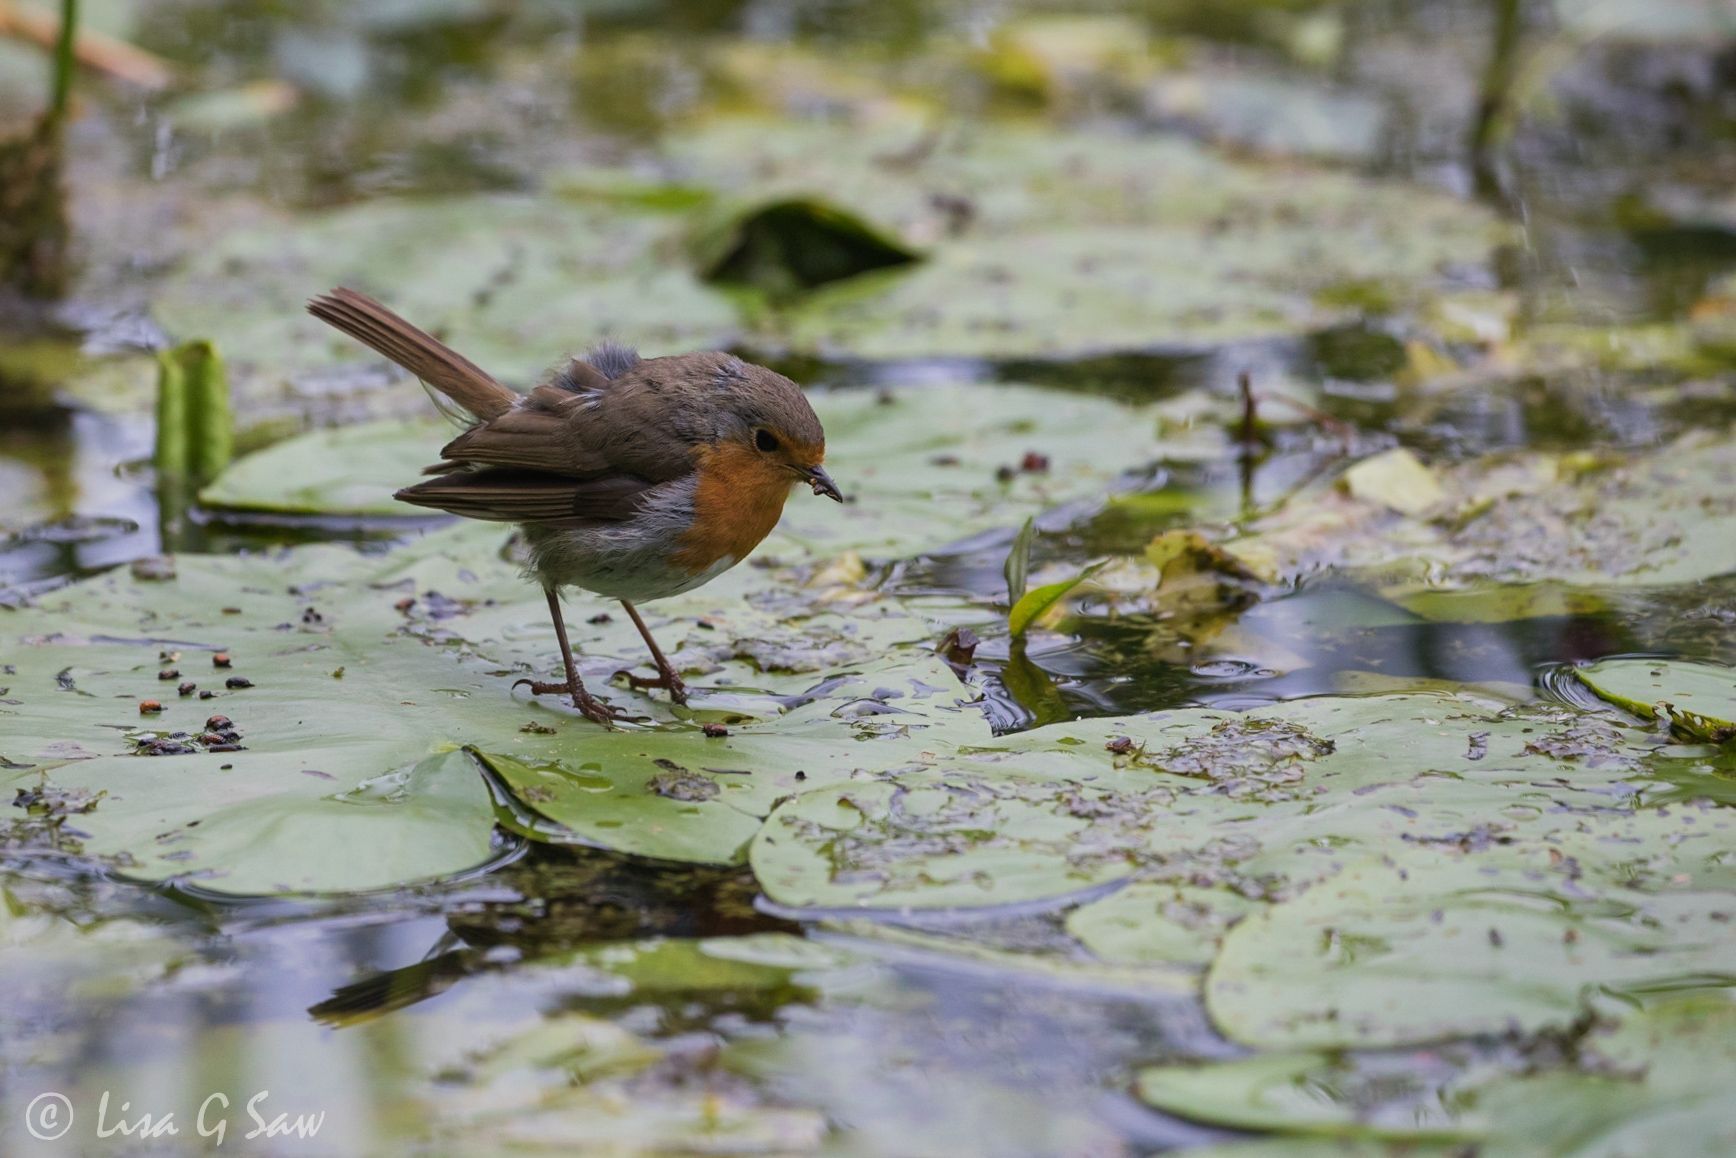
[1254,388,1357,453]
[1237,370,1258,446]
[0,1,173,91]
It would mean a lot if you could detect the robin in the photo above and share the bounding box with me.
[307,288,842,727]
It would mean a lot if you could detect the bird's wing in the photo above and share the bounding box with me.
[393,468,661,527]
[434,383,613,475]
[434,367,701,484]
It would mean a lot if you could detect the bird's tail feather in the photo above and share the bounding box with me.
[307,287,516,421]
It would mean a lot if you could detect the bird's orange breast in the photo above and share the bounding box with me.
[673,442,796,571]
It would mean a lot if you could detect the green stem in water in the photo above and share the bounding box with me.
[50,0,79,121]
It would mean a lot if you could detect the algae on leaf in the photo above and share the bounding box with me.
[1231,430,1736,591]
[1206,853,1736,1050]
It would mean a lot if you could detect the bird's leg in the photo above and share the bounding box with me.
[514,587,623,727]
[619,599,689,705]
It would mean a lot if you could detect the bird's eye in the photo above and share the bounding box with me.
[754,428,780,453]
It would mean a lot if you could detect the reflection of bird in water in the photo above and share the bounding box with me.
[308,849,791,1027]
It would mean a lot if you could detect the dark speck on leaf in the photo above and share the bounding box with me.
[588,612,613,624]
[158,669,179,680]
[702,722,729,737]
[1106,736,1135,755]
[225,677,253,689]
[199,690,215,700]
[795,770,807,781]
[178,682,196,697]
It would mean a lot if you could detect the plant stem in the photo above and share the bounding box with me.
[50,0,77,120]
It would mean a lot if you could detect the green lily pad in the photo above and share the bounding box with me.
[1067,881,1262,969]
[1207,853,1736,1050]
[750,770,1147,911]
[751,692,1716,917]
[1233,430,1736,590]
[151,195,741,418]
[1136,1051,1481,1142]
[665,119,1506,358]
[1144,995,1736,1155]
[0,519,981,892]
[198,418,451,516]
[1571,659,1736,743]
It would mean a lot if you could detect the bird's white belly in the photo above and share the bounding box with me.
[519,476,739,602]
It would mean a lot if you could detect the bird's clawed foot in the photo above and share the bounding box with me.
[512,677,630,727]
[622,666,689,706]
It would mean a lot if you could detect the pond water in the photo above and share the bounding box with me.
[3,1,1736,1154]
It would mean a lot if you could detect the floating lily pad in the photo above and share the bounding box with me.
[1207,853,1736,1050]
[1137,1050,1481,1142]
[665,119,1506,358]
[1144,995,1736,1155]
[750,770,1148,912]
[1233,431,1736,590]
[151,196,741,416]
[1067,881,1262,969]
[0,522,978,892]
[1571,659,1736,742]
[198,418,450,515]
[751,693,1717,918]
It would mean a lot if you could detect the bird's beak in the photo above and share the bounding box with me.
[803,465,843,502]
